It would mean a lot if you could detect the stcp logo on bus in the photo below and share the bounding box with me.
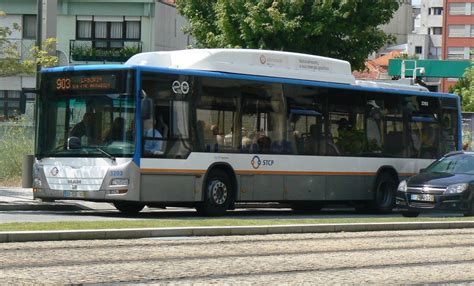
[251,156,261,169]
[251,155,274,169]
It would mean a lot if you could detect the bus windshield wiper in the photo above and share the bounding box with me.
[92,147,116,162]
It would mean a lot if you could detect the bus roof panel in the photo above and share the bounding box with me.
[126,49,356,85]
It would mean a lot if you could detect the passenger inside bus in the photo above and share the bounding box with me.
[143,119,163,155]
[421,123,437,158]
[104,117,125,142]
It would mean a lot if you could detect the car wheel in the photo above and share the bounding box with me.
[463,197,474,217]
[402,211,420,218]
[196,169,233,216]
[373,172,397,213]
[113,202,145,215]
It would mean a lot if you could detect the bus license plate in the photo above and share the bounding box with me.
[411,194,434,202]
[64,191,85,198]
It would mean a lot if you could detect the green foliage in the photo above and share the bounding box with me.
[176,0,400,70]
[0,116,34,179]
[70,45,140,62]
[0,11,58,77]
[0,216,473,231]
[395,53,419,60]
[449,60,474,111]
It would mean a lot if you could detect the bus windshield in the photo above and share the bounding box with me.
[37,70,136,158]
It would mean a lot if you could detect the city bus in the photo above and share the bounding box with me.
[31,49,461,215]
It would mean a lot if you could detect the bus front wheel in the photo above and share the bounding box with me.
[196,169,233,216]
[113,201,145,215]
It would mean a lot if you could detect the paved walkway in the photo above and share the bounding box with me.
[0,187,112,211]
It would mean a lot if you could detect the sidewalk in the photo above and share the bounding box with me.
[0,187,112,211]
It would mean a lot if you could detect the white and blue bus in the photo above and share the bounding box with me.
[32,49,461,215]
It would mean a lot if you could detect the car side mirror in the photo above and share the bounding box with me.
[419,168,426,173]
[67,136,81,149]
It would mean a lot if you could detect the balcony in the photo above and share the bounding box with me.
[69,39,142,63]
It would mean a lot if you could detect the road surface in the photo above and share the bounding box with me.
[1,228,474,284]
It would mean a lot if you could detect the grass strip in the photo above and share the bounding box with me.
[1,216,474,232]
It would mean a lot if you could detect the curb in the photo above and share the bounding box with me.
[0,202,88,212]
[1,221,474,243]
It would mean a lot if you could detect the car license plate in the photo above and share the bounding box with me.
[411,194,434,202]
[64,191,85,198]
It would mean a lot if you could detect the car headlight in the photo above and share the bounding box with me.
[110,178,129,186]
[444,183,469,195]
[397,180,407,192]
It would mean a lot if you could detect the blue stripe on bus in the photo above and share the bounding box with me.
[458,98,463,150]
[133,69,142,165]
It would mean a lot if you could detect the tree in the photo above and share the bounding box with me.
[176,0,401,71]
[0,11,58,77]
[449,60,474,111]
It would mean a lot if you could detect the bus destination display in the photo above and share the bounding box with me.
[53,75,117,91]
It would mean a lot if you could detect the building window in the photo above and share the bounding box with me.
[22,15,37,39]
[429,47,442,58]
[429,7,443,15]
[448,25,466,37]
[75,16,141,48]
[432,27,442,35]
[447,47,465,60]
[449,3,466,15]
[415,46,422,54]
[126,21,140,39]
[77,21,92,39]
[0,90,22,120]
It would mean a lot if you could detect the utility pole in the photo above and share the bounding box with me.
[35,0,42,89]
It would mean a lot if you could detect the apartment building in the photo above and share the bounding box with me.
[442,0,474,92]
[0,0,190,120]
[408,0,444,60]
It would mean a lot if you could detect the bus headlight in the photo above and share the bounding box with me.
[110,178,129,186]
[444,183,468,195]
[397,180,407,192]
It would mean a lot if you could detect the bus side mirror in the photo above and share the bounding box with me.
[67,136,81,149]
[141,97,152,120]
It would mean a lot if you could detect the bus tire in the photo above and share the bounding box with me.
[113,201,145,215]
[196,169,233,216]
[373,172,397,213]
[402,211,420,218]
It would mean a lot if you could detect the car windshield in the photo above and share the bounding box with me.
[426,154,474,174]
[36,70,136,158]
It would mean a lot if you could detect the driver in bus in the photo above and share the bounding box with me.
[70,112,97,145]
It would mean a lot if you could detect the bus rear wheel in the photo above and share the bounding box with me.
[373,172,397,213]
[113,202,145,215]
[196,169,233,216]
